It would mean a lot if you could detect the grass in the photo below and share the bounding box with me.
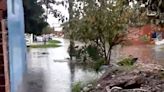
[72,79,97,92]
[48,40,61,44]
[29,40,61,48]
[29,44,61,48]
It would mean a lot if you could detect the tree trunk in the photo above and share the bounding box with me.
[104,47,112,65]
[107,50,112,65]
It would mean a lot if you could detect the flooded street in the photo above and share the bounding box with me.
[112,45,164,66]
[22,38,101,92]
[21,38,164,92]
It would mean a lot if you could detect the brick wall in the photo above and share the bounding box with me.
[0,0,6,10]
[0,0,6,20]
[126,25,158,45]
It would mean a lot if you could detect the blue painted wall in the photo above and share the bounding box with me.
[7,0,27,92]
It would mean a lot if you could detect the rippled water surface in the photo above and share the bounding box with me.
[21,38,164,92]
[112,45,164,66]
[22,38,101,92]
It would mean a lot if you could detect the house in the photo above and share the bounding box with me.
[0,0,7,20]
[126,24,164,45]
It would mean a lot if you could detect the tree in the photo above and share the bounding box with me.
[133,0,164,24]
[65,0,134,64]
[23,0,48,35]
[40,0,69,23]
[42,26,54,34]
[38,0,164,64]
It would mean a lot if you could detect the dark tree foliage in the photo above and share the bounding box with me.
[40,0,69,23]
[23,0,48,35]
[135,0,164,15]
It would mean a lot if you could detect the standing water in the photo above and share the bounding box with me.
[111,45,164,66]
[22,38,101,92]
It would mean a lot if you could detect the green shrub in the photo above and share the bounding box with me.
[117,57,135,66]
[93,58,105,72]
[72,82,82,92]
[86,45,100,61]
[139,35,149,42]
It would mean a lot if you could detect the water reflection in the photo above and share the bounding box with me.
[112,45,164,66]
[24,38,101,92]
[22,69,46,92]
[153,45,164,66]
[23,38,164,92]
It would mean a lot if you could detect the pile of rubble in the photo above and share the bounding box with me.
[89,63,164,92]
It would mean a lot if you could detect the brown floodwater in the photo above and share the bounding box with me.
[112,45,164,66]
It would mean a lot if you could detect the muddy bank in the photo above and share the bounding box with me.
[85,63,164,92]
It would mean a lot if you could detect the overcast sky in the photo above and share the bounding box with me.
[42,0,69,28]
[43,0,138,31]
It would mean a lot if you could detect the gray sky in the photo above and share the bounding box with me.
[42,0,69,28]
[43,0,138,31]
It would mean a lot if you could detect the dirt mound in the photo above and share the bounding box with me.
[91,63,164,92]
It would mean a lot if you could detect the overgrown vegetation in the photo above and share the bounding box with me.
[117,57,137,66]
[66,0,135,65]
[68,44,105,71]
[25,0,164,65]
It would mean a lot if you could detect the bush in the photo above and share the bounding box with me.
[72,82,82,92]
[117,57,137,66]
[139,35,149,42]
[93,59,105,72]
[86,45,101,61]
